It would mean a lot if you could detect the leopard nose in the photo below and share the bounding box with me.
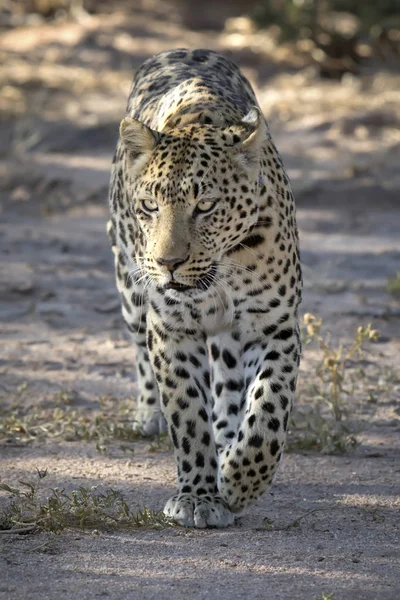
[155,254,189,272]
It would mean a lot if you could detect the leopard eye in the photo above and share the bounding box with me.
[195,199,217,214]
[141,198,158,213]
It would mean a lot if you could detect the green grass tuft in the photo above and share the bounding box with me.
[0,470,173,534]
[0,394,172,455]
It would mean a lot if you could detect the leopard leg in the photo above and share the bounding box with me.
[208,333,244,454]
[131,341,165,436]
[147,307,234,528]
[218,320,300,512]
[111,233,164,435]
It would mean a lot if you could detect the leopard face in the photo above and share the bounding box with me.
[120,111,266,295]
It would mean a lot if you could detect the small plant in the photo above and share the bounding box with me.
[386,271,400,297]
[302,314,379,420]
[315,593,334,600]
[289,407,358,454]
[0,470,173,534]
[290,314,379,453]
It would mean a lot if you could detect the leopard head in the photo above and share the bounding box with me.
[118,108,266,295]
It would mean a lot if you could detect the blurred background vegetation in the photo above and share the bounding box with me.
[1,0,399,78]
[253,0,400,77]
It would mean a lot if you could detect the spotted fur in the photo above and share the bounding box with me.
[108,48,302,528]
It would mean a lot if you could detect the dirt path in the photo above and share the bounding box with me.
[1,5,400,599]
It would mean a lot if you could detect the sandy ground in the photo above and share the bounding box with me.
[0,4,400,599]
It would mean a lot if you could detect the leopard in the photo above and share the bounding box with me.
[108,48,302,528]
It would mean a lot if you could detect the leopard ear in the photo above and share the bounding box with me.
[226,107,267,170]
[119,117,159,164]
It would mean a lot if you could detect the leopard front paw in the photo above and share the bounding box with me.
[133,409,167,436]
[164,493,234,528]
